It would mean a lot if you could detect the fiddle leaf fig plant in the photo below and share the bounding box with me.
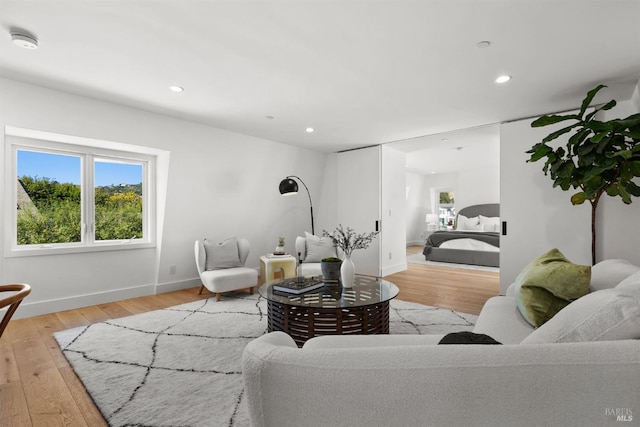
[526,84,640,265]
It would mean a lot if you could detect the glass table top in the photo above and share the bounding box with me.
[258,275,399,308]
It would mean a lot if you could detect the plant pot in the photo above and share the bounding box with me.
[321,260,342,282]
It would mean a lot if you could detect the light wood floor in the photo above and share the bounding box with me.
[1,249,498,426]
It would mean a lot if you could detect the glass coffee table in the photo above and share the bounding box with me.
[259,275,399,347]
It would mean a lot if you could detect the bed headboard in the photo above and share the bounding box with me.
[457,203,500,219]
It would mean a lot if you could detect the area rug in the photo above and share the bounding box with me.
[407,252,500,272]
[54,292,477,427]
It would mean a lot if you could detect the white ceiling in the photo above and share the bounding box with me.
[1,0,639,154]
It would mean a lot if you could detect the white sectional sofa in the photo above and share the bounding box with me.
[242,259,640,427]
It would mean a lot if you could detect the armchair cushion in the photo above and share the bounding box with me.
[204,237,243,270]
[303,232,337,262]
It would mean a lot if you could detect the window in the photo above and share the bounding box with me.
[6,127,156,255]
[437,190,455,228]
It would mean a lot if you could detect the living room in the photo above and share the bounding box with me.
[1,1,640,426]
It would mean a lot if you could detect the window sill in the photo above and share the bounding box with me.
[7,241,156,257]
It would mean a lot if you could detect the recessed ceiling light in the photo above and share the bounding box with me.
[495,75,512,84]
[476,41,491,49]
[305,127,314,133]
[11,32,38,49]
[169,85,184,92]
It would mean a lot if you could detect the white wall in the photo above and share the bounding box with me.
[381,145,407,276]
[500,97,640,293]
[405,171,425,244]
[0,78,332,318]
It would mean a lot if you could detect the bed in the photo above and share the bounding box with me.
[422,203,500,267]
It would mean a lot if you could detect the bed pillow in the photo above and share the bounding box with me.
[204,237,243,270]
[479,215,500,233]
[521,288,640,344]
[514,248,591,328]
[457,215,481,231]
[304,232,337,262]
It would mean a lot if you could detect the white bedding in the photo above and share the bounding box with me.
[439,238,499,252]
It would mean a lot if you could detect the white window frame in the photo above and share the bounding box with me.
[4,126,158,256]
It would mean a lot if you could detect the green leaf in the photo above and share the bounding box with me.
[531,114,579,128]
[526,143,552,162]
[579,84,607,116]
[571,192,587,205]
[623,180,640,197]
[541,125,577,143]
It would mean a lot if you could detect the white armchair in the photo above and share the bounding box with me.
[194,238,258,301]
[294,234,340,277]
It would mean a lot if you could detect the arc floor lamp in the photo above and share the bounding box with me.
[279,175,314,235]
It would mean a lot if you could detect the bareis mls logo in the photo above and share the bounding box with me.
[606,408,633,422]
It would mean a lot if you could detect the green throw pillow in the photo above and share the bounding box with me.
[515,248,591,328]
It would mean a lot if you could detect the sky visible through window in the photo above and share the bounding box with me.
[18,150,142,186]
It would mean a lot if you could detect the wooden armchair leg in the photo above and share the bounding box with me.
[198,285,205,295]
[216,293,221,302]
[249,287,254,295]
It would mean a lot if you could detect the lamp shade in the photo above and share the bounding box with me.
[279,178,298,195]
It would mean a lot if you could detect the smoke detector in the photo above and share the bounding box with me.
[11,32,38,49]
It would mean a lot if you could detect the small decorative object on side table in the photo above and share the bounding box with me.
[274,236,286,255]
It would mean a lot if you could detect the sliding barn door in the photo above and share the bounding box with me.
[336,146,381,276]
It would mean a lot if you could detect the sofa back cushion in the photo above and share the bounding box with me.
[520,287,640,344]
[590,259,640,292]
[514,248,591,328]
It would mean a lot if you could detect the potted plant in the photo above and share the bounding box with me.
[320,257,342,282]
[323,225,379,287]
[526,84,640,264]
[275,236,285,255]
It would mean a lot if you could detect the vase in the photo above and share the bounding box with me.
[340,254,355,288]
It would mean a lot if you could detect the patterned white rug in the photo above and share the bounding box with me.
[55,292,477,427]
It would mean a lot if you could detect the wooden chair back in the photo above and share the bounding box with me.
[0,284,31,339]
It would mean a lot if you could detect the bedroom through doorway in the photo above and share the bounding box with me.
[390,123,501,274]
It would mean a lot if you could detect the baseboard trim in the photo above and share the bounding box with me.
[382,262,407,277]
[12,278,202,320]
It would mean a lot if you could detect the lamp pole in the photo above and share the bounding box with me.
[281,175,314,235]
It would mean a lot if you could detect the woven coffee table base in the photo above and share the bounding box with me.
[266,299,391,347]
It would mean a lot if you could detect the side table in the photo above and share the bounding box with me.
[259,255,297,284]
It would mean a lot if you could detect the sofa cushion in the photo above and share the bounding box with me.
[590,259,640,292]
[204,237,243,270]
[303,232,337,262]
[514,248,590,328]
[616,270,640,293]
[473,296,534,344]
[521,288,640,344]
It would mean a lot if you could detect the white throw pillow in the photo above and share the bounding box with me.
[479,215,500,233]
[615,270,640,293]
[590,259,640,292]
[204,237,243,270]
[520,288,640,344]
[456,215,480,231]
[304,232,337,262]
